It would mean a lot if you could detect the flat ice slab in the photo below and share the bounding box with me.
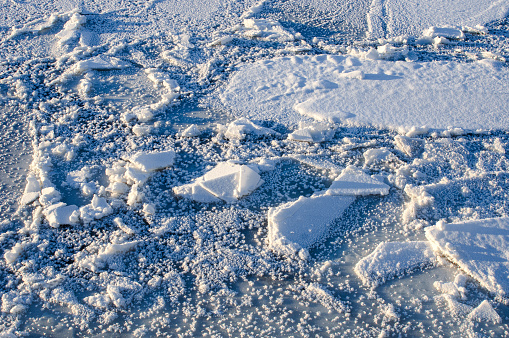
[425,217,509,297]
[129,150,176,172]
[268,165,391,256]
[222,55,509,130]
[268,194,356,254]
[173,162,263,203]
[355,241,437,286]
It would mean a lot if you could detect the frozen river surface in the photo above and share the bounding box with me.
[1,0,509,337]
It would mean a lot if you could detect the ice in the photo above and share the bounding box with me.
[20,174,40,206]
[287,122,334,143]
[4,243,28,265]
[354,241,437,286]
[425,217,509,297]
[79,241,140,272]
[179,124,201,137]
[222,118,279,140]
[326,165,389,196]
[43,202,79,228]
[468,300,501,324]
[129,150,176,172]
[268,165,391,256]
[422,26,465,40]
[268,194,356,255]
[71,56,131,74]
[223,55,509,129]
[79,195,113,224]
[173,162,263,203]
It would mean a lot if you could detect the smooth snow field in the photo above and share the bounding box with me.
[1,0,509,337]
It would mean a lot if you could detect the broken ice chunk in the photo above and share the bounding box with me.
[326,165,389,196]
[467,300,501,324]
[268,194,355,255]
[180,124,201,137]
[129,150,176,172]
[223,118,279,140]
[425,217,509,298]
[354,241,437,287]
[43,202,79,228]
[287,122,334,143]
[173,162,263,203]
[20,173,40,205]
[79,195,113,224]
[71,56,131,74]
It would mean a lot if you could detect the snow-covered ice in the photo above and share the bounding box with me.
[426,217,509,298]
[174,162,264,202]
[2,0,509,336]
[223,54,509,129]
[355,241,437,286]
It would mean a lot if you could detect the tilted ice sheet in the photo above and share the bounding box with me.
[355,241,437,287]
[366,0,509,39]
[425,217,509,298]
[268,165,390,256]
[222,54,509,130]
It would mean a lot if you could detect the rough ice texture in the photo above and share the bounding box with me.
[326,165,389,196]
[222,54,509,130]
[366,0,509,39]
[173,162,263,203]
[129,150,176,172]
[425,217,509,298]
[355,241,437,286]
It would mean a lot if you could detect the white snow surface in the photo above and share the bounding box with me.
[366,0,509,39]
[222,54,509,130]
[426,217,509,298]
[355,241,437,286]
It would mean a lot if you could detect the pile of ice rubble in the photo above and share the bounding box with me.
[20,149,176,230]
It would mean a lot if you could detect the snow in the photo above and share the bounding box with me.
[426,217,509,298]
[173,162,263,203]
[366,0,509,39]
[355,241,437,286]
[222,54,509,130]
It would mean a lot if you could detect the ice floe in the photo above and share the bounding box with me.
[355,241,437,287]
[222,54,509,130]
[268,165,389,256]
[426,217,509,298]
[173,162,263,203]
